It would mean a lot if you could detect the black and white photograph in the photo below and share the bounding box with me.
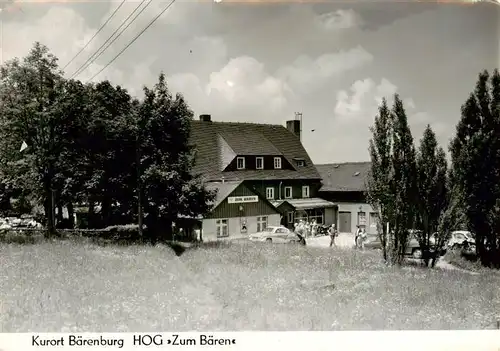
[0,0,499,334]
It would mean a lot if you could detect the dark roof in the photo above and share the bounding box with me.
[205,181,243,208]
[218,130,281,156]
[190,120,321,181]
[315,162,371,192]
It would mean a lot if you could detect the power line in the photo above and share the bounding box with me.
[70,0,151,79]
[62,0,126,72]
[70,0,151,80]
[87,0,177,83]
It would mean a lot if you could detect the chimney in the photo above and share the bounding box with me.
[199,114,212,122]
[286,119,301,140]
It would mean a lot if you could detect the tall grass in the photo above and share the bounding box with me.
[1,240,499,331]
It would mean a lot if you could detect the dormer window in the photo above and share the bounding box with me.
[256,157,264,170]
[293,158,306,167]
[274,157,282,169]
[236,157,245,170]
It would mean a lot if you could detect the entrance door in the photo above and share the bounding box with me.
[338,211,352,233]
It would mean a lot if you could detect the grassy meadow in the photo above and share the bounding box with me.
[1,239,499,331]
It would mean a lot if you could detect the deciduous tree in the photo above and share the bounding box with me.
[137,73,215,243]
[415,125,448,267]
[367,98,394,262]
[390,94,418,264]
[0,42,66,235]
[450,69,500,268]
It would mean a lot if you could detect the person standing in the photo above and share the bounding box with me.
[329,224,338,247]
[297,220,304,237]
[354,225,361,248]
[359,227,367,250]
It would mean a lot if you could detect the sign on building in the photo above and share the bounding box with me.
[228,196,258,204]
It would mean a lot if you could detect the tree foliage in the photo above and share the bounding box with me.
[366,98,393,261]
[0,42,66,235]
[415,125,448,267]
[450,69,500,268]
[0,43,215,241]
[137,73,215,243]
[367,95,419,265]
[390,94,418,264]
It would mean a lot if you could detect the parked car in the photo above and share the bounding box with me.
[249,226,302,244]
[363,230,442,258]
[447,230,475,250]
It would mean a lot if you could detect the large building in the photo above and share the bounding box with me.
[315,162,378,235]
[190,114,336,241]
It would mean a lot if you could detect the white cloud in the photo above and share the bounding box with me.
[3,3,459,164]
[276,46,373,94]
[1,4,166,94]
[314,9,363,30]
[170,55,294,122]
[324,77,448,162]
[334,78,427,125]
[167,43,375,125]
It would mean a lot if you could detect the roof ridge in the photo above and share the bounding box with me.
[315,161,371,166]
[192,120,285,128]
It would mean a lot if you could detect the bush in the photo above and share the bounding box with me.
[0,229,46,244]
[444,249,483,272]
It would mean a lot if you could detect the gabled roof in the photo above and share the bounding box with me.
[315,162,371,192]
[218,130,281,156]
[190,120,320,181]
[205,181,243,208]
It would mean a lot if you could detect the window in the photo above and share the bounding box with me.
[287,211,294,223]
[296,160,305,167]
[236,157,245,170]
[256,157,264,170]
[257,216,268,232]
[284,186,292,199]
[216,219,229,238]
[266,187,275,200]
[357,211,366,227]
[274,157,282,169]
[302,186,310,198]
[307,209,324,225]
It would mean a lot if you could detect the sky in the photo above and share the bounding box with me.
[0,0,498,164]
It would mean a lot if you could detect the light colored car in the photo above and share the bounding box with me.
[447,230,475,249]
[249,226,301,243]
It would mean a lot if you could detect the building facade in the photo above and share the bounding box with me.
[201,181,281,241]
[316,162,378,235]
[190,114,336,241]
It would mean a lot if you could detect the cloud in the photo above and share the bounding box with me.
[334,78,397,121]
[167,41,375,126]
[169,55,294,122]
[325,77,448,162]
[1,0,194,81]
[276,46,373,94]
[314,9,363,30]
[3,2,468,164]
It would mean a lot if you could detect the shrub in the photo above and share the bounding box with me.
[444,249,483,272]
[0,229,46,244]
